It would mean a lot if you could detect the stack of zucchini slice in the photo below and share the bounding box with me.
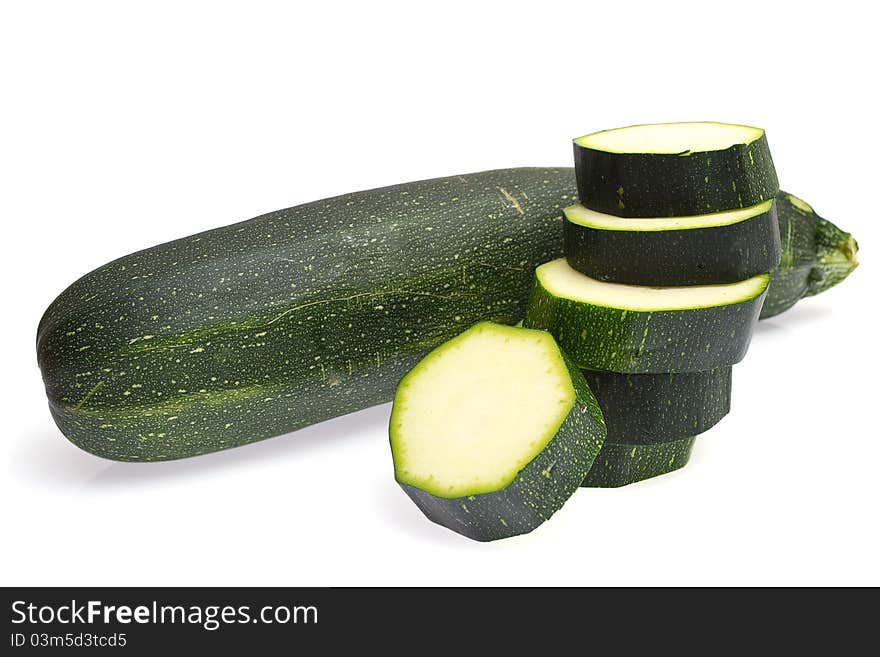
[391,122,783,540]
[526,122,781,487]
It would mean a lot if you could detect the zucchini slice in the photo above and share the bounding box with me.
[582,368,731,445]
[523,259,768,373]
[564,200,782,286]
[582,436,696,488]
[390,322,606,542]
[573,122,778,217]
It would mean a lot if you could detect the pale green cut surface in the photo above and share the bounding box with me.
[390,322,575,498]
[537,259,769,311]
[574,121,764,154]
[785,192,814,214]
[564,199,774,231]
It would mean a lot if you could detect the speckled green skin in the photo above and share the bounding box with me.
[582,368,730,444]
[523,268,769,373]
[582,436,696,488]
[398,353,606,542]
[37,169,574,461]
[761,191,859,318]
[564,203,781,286]
[574,132,778,217]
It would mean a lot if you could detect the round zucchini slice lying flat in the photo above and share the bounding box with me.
[523,259,769,373]
[582,436,697,488]
[390,321,606,542]
[582,367,731,445]
[573,122,778,217]
[564,200,782,286]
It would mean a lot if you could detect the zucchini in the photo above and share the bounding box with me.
[581,368,731,444]
[36,165,855,462]
[581,436,696,488]
[574,122,778,217]
[523,258,768,373]
[37,169,573,461]
[390,322,606,541]
[761,192,859,318]
[579,369,728,487]
[563,200,782,286]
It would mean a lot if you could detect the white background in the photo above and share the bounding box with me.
[2,1,878,586]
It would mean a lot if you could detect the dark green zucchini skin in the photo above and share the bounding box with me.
[761,192,859,318]
[523,271,768,373]
[564,204,781,286]
[581,368,731,444]
[574,134,778,217]
[581,436,696,488]
[399,356,606,542]
[37,169,572,461]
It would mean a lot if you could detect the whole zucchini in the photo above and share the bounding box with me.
[37,169,857,461]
